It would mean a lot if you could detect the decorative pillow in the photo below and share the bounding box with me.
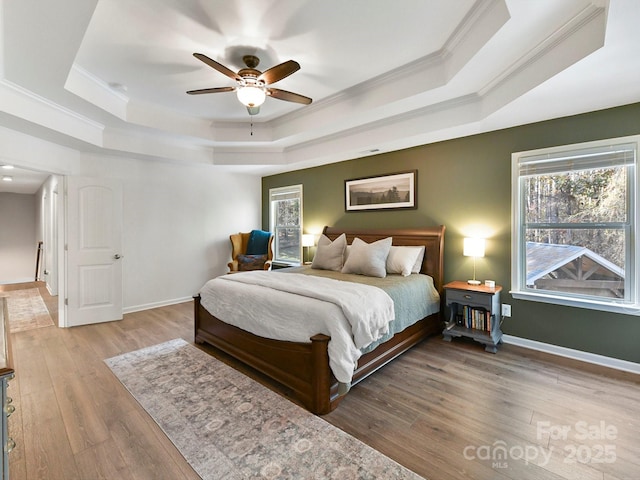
[312,233,347,271]
[411,246,426,273]
[237,254,268,271]
[341,237,392,278]
[386,246,424,276]
[246,230,271,255]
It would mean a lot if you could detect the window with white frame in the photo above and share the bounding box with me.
[511,137,638,314]
[269,184,302,264]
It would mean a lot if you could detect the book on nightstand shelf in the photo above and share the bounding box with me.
[456,306,492,332]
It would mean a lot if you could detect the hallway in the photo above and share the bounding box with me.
[0,282,58,326]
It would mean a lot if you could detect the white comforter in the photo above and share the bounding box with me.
[199,271,395,383]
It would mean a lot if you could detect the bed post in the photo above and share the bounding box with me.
[193,294,202,343]
[310,334,331,414]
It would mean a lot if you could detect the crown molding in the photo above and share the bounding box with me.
[267,0,509,141]
[65,64,129,119]
[481,3,606,98]
[0,78,105,145]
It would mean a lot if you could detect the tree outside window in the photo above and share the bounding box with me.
[269,185,302,264]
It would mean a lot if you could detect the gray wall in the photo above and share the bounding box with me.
[0,192,37,283]
[263,102,640,364]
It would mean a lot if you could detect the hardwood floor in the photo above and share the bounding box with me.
[5,283,200,480]
[325,340,640,480]
[4,283,640,479]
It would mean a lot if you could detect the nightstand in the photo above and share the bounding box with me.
[443,281,503,353]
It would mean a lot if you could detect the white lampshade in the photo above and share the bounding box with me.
[236,86,266,108]
[463,237,485,258]
[302,234,315,247]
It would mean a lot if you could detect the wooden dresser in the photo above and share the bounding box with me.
[0,298,15,480]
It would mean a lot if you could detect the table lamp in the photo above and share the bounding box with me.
[302,234,315,264]
[463,237,485,285]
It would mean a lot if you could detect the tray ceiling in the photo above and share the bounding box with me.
[1,0,639,188]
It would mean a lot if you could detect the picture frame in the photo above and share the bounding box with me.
[345,170,417,211]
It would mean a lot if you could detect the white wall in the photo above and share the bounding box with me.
[110,157,262,310]
[0,192,37,283]
[0,125,262,311]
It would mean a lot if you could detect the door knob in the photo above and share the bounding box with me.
[114,254,123,260]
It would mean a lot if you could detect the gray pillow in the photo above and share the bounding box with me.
[311,233,346,271]
[341,237,392,278]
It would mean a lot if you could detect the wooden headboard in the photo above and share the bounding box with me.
[322,225,446,293]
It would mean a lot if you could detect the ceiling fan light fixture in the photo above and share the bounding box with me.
[188,53,310,109]
[236,85,266,108]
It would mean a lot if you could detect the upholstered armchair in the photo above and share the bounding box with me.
[228,230,274,272]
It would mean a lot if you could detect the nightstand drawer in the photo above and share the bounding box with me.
[446,288,493,309]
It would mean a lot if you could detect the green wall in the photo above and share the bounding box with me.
[262,102,640,364]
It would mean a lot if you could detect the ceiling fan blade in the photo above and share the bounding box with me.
[193,53,241,82]
[268,88,312,105]
[258,60,300,85]
[186,86,235,95]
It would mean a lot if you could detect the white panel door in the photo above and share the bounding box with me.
[66,177,123,327]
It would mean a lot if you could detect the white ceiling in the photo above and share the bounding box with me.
[1,0,640,194]
[0,166,49,194]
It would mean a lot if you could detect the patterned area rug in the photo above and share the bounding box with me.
[2,288,54,332]
[106,338,426,480]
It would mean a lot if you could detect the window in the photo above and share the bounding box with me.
[511,137,638,314]
[269,185,303,265]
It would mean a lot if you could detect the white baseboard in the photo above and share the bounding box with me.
[502,334,640,375]
[123,296,193,314]
[46,283,58,297]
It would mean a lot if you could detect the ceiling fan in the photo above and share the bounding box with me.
[187,53,312,115]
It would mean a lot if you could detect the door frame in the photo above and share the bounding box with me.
[3,163,68,326]
[56,177,66,326]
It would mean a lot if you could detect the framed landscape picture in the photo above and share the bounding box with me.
[345,170,417,211]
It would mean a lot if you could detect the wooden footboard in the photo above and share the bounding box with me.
[194,294,441,414]
[194,293,334,413]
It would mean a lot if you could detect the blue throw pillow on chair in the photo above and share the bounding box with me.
[246,230,271,255]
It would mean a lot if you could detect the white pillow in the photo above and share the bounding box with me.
[341,237,392,278]
[386,246,424,276]
[412,246,426,273]
[311,233,346,271]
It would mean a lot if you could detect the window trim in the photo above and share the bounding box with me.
[269,184,303,266]
[511,135,640,316]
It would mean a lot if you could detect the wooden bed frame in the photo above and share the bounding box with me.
[194,225,446,414]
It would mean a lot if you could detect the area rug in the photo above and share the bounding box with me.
[105,338,425,480]
[2,288,54,332]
